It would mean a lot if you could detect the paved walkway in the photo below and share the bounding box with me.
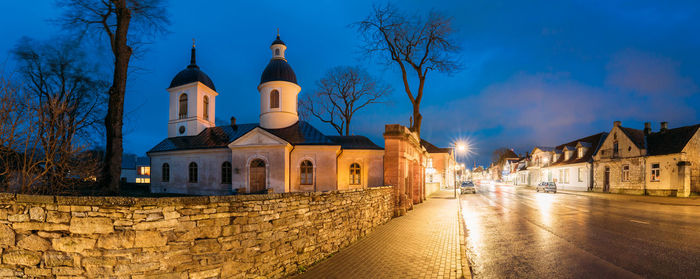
[295,190,465,279]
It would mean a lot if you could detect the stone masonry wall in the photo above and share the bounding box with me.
[0,187,394,278]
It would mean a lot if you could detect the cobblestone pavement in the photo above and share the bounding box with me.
[295,190,464,279]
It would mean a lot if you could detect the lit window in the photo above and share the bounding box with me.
[162,163,170,182]
[135,178,150,184]
[221,161,232,184]
[203,96,209,120]
[350,163,361,185]
[578,148,584,158]
[179,94,188,119]
[650,163,660,181]
[578,167,584,182]
[622,165,630,182]
[300,160,313,185]
[189,162,198,183]
[270,90,280,109]
[138,166,150,176]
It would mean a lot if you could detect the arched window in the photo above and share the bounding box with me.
[162,163,170,182]
[275,48,280,56]
[203,96,209,120]
[188,162,198,183]
[270,90,280,109]
[179,94,188,119]
[300,160,313,185]
[221,161,232,184]
[350,163,361,185]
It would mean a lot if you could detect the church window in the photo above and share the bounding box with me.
[350,163,361,185]
[300,160,313,185]
[275,48,280,56]
[188,162,198,183]
[179,94,188,119]
[270,90,280,109]
[221,161,232,184]
[162,163,170,182]
[203,96,209,120]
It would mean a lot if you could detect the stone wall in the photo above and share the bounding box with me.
[0,187,394,278]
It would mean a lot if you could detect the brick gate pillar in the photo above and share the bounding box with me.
[384,124,427,217]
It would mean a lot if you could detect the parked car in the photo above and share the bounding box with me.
[536,182,557,193]
[460,181,476,194]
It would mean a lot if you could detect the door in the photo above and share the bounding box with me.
[603,167,610,192]
[249,159,266,193]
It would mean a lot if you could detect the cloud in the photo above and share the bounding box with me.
[606,49,698,96]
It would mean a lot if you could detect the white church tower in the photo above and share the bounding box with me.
[167,42,218,137]
[258,33,301,129]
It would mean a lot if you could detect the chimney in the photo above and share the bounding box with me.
[613,121,621,127]
[660,121,668,132]
[230,116,237,127]
[644,122,652,135]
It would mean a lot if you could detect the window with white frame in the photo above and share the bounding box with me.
[559,169,569,183]
[650,163,660,181]
[578,148,584,158]
[622,165,630,182]
[578,167,584,182]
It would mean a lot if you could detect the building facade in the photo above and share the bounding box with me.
[422,139,456,193]
[148,36,384,195]
[592,121,700,197]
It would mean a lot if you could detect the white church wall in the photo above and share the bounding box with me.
[337,149,385,190]
[258,80,301,129]
[167,82,217,137]
[230,146,290,194]
[149,148,233,195]
[290,146,340,192]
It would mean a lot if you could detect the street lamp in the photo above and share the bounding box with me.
[451,140,470,198]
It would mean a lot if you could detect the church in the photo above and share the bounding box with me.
[147,35,385,195]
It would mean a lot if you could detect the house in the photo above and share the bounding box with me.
[147,36,385,195]
[421,139,456,193]
[592,121,700,197]
[545,133,607,191]
[120,154,151,184]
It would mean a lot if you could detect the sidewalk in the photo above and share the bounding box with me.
[294,190,466,279]
[519,185,700,206]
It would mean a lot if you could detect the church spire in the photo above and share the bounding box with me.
[188,39,199,69]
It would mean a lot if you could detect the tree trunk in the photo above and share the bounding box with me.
[100,0,132,194]
[410,103,422,137]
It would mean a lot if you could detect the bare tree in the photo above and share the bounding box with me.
[57,0,169,193]
[355,3,460,137]
[300,66,390,136]
[12,37,107,194]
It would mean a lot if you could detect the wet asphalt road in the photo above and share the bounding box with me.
[459,184,700,279]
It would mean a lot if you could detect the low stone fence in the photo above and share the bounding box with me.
[0,186,394,278]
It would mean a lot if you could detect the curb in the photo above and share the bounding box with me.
[457,197,473,279]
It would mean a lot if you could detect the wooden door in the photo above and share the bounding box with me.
[249,159,266,193]
[604,167,610,192]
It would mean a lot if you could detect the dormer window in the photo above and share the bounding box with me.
[578,148,584,158]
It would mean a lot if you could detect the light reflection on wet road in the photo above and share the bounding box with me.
[460,185,700,279]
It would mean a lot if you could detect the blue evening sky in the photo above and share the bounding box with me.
[1,1,699,167]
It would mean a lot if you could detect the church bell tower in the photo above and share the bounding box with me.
[166,41,218,137]
[258,33,301,129]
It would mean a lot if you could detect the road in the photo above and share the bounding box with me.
[459,184,700,279]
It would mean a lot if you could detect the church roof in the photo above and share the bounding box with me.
[169,46,216,91]
[271,35,285,46]
[327,136,383,150]
[260,58,297,85]
[148,121,382,154]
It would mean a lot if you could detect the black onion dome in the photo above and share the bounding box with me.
[271,35,285,46]
[260,59,297,85]
[169,46,216,91]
